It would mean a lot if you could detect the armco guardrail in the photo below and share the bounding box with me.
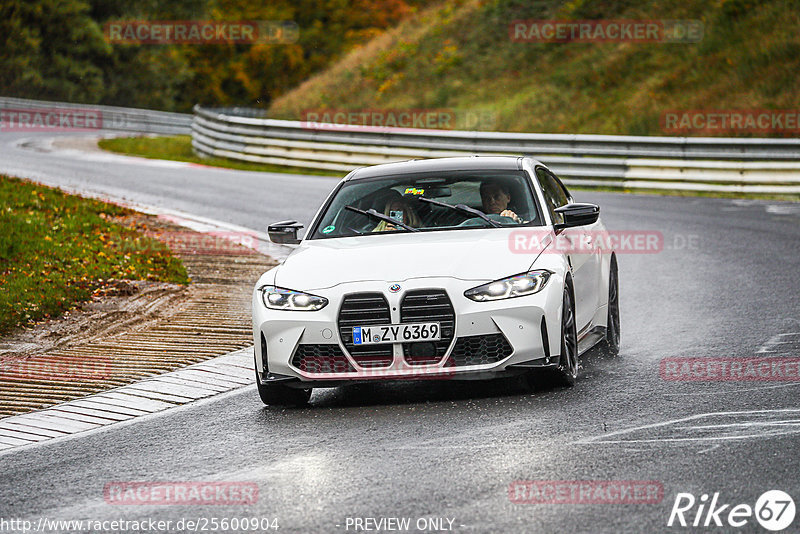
[192,105,800,195]
[0,97,191,135]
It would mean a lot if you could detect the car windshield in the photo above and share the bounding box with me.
[310,170,543,239]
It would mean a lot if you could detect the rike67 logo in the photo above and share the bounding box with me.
[668,490,795,531]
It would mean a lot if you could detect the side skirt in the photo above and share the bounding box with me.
[577,325,607,356]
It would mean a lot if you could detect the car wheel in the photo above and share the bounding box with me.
[600,255,620,356]
[255,335,311,406]
[256,376,312,407]
[529,284,578,390]
[553,284,579,386]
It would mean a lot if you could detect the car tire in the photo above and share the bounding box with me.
[530,283,578,390]
[553,283,579,386]
[600,255,620,356]
[256,375,312,407]
[255,335,311,406]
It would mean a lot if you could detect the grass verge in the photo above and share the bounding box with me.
[0,175,189,335]
[269,0,800,137]
[98,135,345,177]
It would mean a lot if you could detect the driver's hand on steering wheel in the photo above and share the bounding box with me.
[500,209,523,223]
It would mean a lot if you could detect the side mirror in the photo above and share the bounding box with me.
[268,220,304,245]
[554,203,600,229]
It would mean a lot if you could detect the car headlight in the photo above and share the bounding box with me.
[260,286,328,311]
[464,270,552,302]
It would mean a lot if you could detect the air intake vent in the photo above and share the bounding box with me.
[541,317,550,359]
[338,293,394,368]
[291,344,355,373]
[449,334,513,367]
[400,289,455,365]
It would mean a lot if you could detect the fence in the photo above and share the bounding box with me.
[0,96,192,136]
[4,98,796,194]
[191,106,800,194]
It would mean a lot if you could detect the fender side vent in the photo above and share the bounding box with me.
[541,317,550,359]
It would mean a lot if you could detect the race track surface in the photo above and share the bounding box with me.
[1,131,799,533]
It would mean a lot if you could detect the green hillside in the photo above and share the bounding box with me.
[269,0,800,136]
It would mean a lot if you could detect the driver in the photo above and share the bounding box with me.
[373,198,421,232]
[480,181,522,223]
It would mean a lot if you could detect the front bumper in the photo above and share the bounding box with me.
[252,277,563,385]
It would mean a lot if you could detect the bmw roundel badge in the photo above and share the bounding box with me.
[389,283,401,293]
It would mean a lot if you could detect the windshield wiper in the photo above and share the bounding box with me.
[416,197,502,228]
[344,205,419,232]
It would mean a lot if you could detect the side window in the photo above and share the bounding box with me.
[551,172,572,203]
[535,167,569,225]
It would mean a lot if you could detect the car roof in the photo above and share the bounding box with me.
[346,156,538,181]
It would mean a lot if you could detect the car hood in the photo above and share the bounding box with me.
[274,228,545,291]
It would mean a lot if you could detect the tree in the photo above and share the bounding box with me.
[0,0,110,102]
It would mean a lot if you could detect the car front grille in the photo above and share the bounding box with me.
[291,344,356,373]
[400,289,455,365]
[448,334,513,367]
[338,293,394,368]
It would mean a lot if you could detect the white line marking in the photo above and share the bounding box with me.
[679,420,800,430]
[662,382,800,396]
[697,444,720,454]
[578,408,800,445]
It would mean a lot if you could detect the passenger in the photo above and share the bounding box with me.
[480,181,522,223]
[373,198,421,231]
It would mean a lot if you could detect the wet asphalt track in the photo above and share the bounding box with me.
[1,131,799,533]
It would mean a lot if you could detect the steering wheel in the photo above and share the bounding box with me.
[457,213,515,227]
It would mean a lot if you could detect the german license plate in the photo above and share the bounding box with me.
[352,323,441,345]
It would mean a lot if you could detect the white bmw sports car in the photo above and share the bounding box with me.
[252,156,619,405]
